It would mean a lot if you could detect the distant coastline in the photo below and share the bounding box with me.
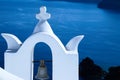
[98,0,120,11]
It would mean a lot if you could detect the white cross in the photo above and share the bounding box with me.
[36,6,51,21]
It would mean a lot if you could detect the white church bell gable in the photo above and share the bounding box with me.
[2,6,84,80]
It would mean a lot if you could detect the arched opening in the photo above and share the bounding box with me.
[33,42,52,80]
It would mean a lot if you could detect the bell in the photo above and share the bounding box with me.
[35,60,49,80]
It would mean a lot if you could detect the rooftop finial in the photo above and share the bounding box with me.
[36,6,51,21]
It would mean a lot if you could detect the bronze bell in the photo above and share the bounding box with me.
[35,60,49,80]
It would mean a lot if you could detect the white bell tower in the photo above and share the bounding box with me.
[1,6,84,80]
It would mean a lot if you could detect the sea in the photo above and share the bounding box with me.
[0,0,120,80]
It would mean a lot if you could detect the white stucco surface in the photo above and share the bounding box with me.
[2,6,84,80]
[0,67,24,80]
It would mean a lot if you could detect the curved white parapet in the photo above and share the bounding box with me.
[66,35,84,52]
[2,6,84,80]
[1,33,22,52]
[0,67,24,80]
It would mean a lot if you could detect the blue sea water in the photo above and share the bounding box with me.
[0,1,120,80]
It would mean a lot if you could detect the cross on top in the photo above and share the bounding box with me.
[36,6,51,21]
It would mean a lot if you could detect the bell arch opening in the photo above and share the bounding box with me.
[33,42,52,80]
